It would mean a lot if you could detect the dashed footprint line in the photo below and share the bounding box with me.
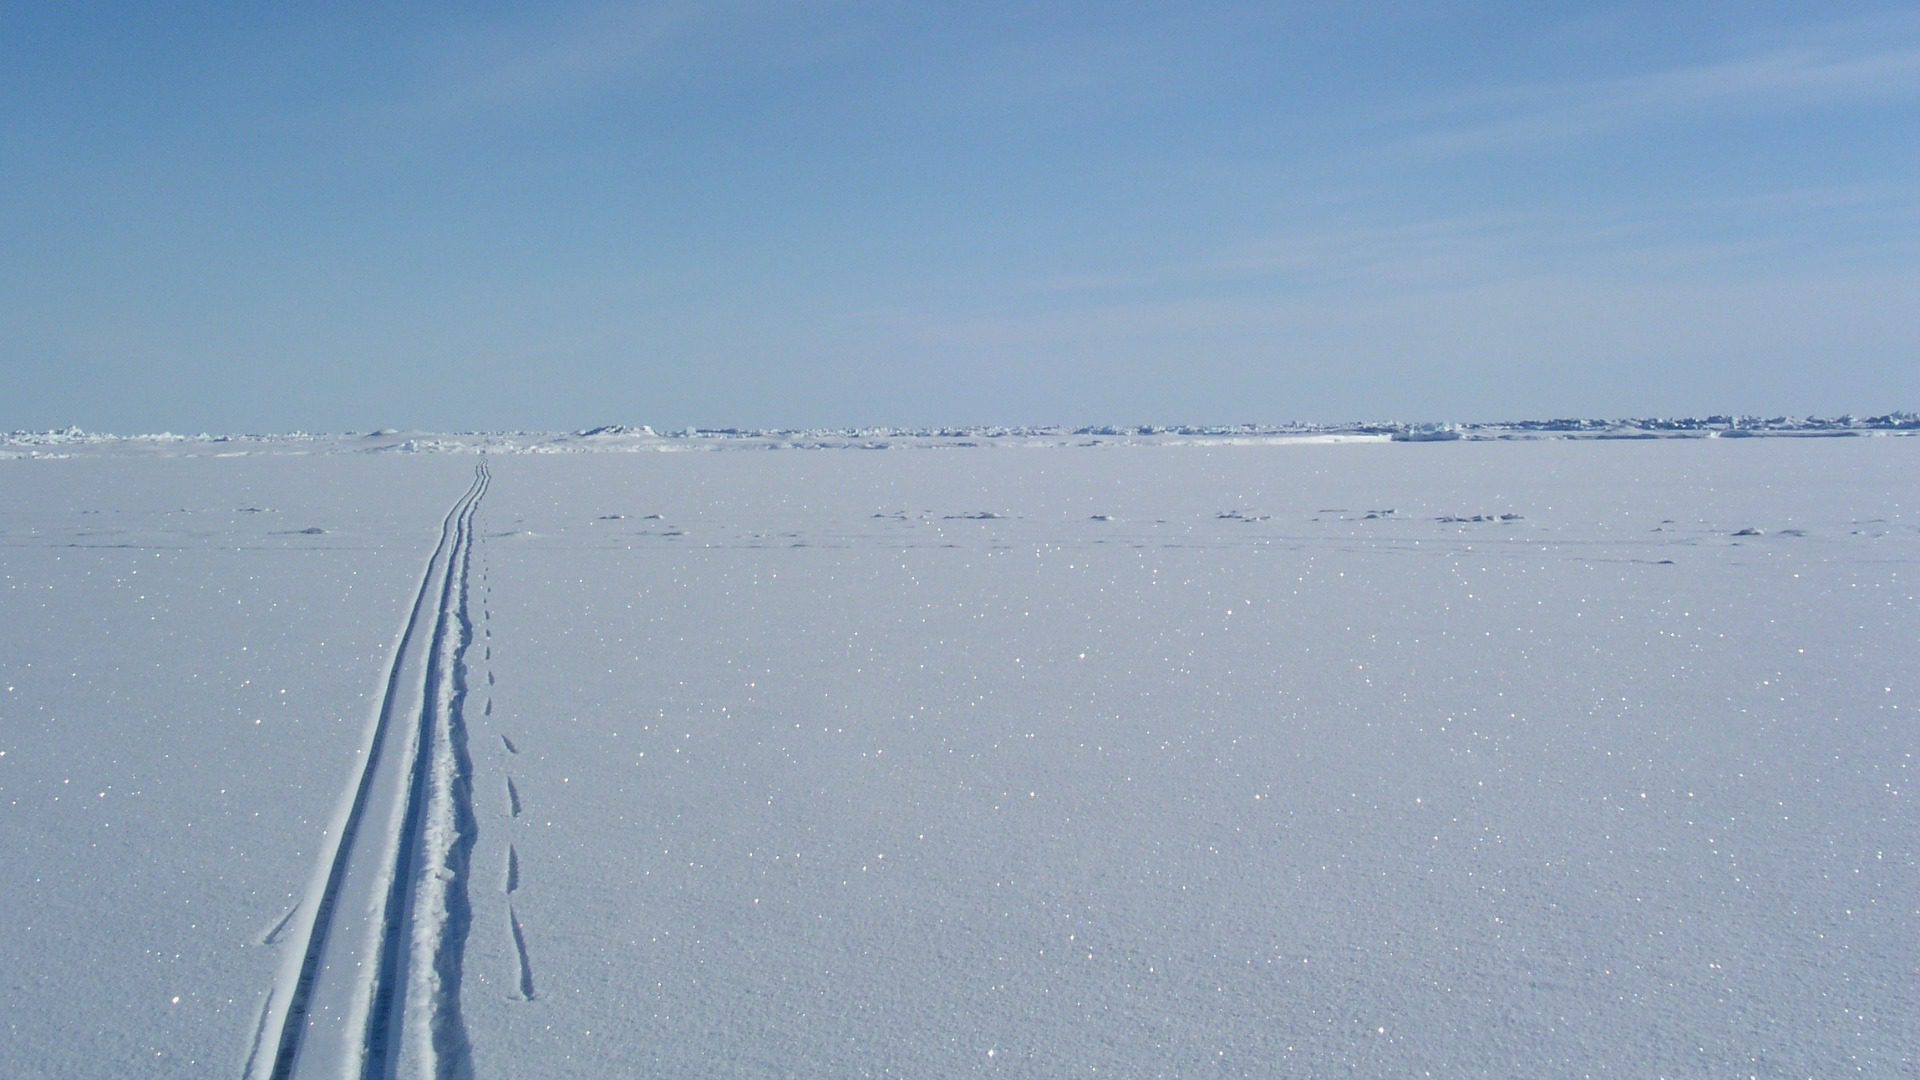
[470,533,531,1005]
[471,542,533,1007]
[502,797,535,1003]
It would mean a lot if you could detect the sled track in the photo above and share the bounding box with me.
[250,461,490,1080]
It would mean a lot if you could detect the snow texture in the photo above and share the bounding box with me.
[1,433,1915,1077]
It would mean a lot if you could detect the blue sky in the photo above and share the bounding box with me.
[3,2,1916,431]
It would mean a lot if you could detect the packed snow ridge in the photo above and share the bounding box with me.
[4,412,1916,457]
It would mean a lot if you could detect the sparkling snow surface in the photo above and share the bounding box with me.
[2,437,1915,1077]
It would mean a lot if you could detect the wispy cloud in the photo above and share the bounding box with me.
[893,260,1920,385]
[402,0,825,118]
[1402,22,1920,156]
[927,186,1920,367]
[1018,215,1535,295]
[1017,209,1803,302]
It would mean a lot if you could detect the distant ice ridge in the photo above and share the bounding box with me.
[3,412,1914,457]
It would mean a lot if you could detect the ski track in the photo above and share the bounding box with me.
[398,460,482,1080]
[250,461,490,1080]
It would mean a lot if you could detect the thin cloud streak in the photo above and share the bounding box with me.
[892,269,1920,395]
[1402,30,1920,156]
[401,0,776,118]
[1015,207,1845,302]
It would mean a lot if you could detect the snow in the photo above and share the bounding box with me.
[2,434,1915,1077]
[0,454,477,1074]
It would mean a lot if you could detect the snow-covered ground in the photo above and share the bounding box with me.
[2,434,1915,1077]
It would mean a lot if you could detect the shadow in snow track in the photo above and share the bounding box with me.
[509,905,537,1002]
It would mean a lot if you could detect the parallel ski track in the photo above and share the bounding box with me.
[256,461,489,1080]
